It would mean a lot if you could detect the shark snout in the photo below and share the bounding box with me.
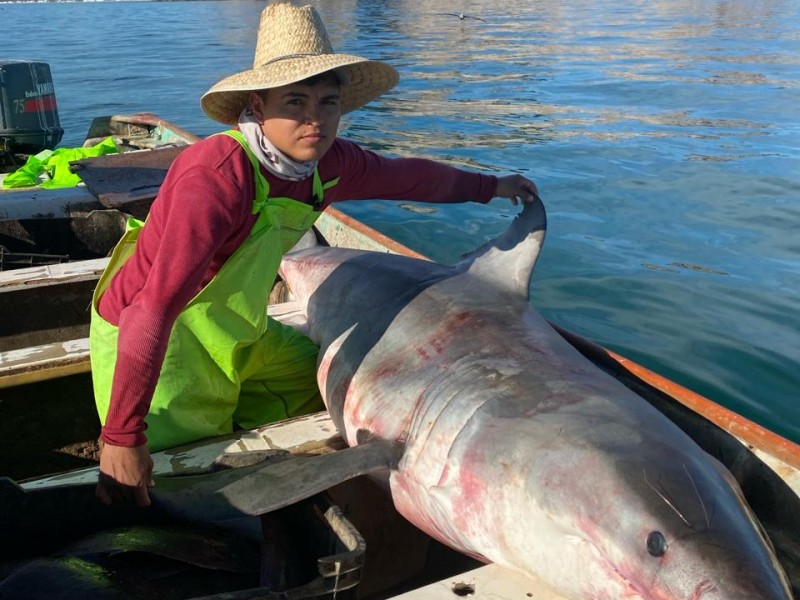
[646,532,794,600]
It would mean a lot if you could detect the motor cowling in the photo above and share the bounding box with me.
[0,61,64,156]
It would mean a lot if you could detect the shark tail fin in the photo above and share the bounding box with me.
[460,196,547,300]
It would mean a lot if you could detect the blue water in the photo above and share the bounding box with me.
[4,0,800,442]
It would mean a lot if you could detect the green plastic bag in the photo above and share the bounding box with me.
[2,136,118,189]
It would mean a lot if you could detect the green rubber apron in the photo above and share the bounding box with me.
[90,130,338,451]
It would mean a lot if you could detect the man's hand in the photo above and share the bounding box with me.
[96,441,154,508]
[495,174,540,206]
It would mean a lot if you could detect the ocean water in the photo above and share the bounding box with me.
[3,0,799,442]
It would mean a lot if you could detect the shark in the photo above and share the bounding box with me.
[266,197,793,599]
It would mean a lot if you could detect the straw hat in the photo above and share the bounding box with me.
[201,2,399,124]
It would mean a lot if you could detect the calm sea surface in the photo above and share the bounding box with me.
[4,0,800,442]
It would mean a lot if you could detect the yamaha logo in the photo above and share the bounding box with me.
[24,82,55,98]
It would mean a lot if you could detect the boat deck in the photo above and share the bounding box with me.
[18,411,561,599]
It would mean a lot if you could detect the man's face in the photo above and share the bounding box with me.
[249,78,342,162]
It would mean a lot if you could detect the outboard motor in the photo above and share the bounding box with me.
[0,60,64,166]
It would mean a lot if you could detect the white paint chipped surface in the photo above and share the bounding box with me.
[387,564,565,600]
[0,257,108,290]
[21,412,340,489]
[0,184,97,220]
[0,338,90,368]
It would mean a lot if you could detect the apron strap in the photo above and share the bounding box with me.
[312,171,340,209]
[217,130,270,214]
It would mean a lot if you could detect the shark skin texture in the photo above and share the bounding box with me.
[276,199,793,600]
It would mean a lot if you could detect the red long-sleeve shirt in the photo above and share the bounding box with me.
[98,133,498,447]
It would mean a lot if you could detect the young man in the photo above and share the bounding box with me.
[91,2,539,507]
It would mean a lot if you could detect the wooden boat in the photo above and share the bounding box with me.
[0,113,198,268]
[0,113,197,385]
[2,203,800,599]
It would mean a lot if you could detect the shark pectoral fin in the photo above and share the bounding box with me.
[151,441,400,521]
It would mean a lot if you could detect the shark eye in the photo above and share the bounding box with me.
[647,531,668,557]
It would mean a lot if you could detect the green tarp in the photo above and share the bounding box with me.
[2,137,118,189]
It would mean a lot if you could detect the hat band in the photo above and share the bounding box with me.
[261,52,324,67]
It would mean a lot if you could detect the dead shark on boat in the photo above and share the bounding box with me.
[267,197,793,599]
[139,198,795,598]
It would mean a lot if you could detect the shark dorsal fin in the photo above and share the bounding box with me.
[459,196,547,300]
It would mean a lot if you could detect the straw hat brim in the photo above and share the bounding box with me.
[201,55,399,125]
